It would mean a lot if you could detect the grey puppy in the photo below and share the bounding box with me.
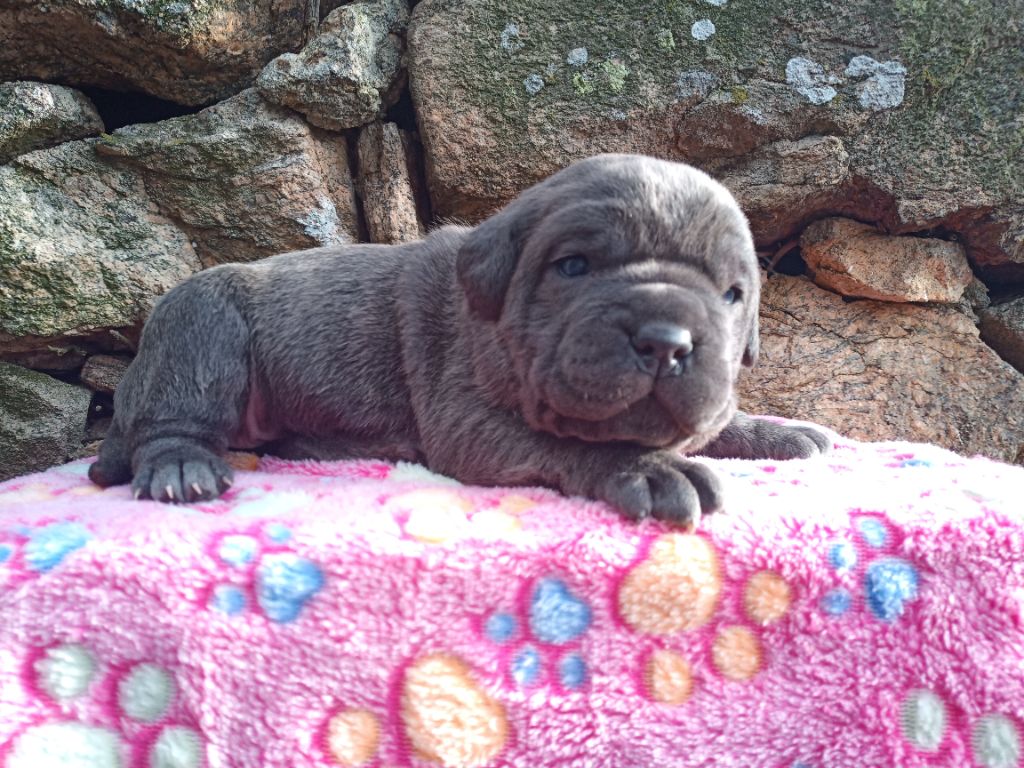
[89,154,828,525]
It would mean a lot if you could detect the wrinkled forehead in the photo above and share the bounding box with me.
[536,160,756,278]
[624,168,753,260]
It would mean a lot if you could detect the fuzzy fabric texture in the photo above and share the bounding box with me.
[0,422,1023,768]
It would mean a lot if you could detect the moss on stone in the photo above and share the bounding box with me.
[600,59,629,93]
[879,0,1022,197]
[416,0,1020,231]
[0,142,195,340]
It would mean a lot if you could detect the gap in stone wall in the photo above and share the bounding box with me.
[78,86,207,131]
[769,246,807,277]
[344,128,372,243]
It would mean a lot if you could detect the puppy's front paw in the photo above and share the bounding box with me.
[699,415,832,461]
[599,453,723,527]
[132,446,233,503]
[775,425,832,459]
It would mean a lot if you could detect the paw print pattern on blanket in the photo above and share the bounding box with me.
[6,643,203,768]
[0,522,92,575]
[207,524,324,623]
[483,576,593,691]
[400,653,509,768]
[898,688,1022,767]
[821,515,922,622]
[386,487,532,544]
[317,654,512,767]
[618,533,795,702]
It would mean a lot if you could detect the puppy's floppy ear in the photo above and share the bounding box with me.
[456,204,530,322]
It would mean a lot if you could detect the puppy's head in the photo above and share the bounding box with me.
[457,154,759,451]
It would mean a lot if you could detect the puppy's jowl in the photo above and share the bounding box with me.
[90,154,829,525]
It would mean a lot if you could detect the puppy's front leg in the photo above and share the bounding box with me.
[697,411,832,460]
[424,412,722,527]
[97,270,250,503]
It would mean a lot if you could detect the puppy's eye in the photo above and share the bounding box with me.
[722,285,743,304]
[555,255,589,278]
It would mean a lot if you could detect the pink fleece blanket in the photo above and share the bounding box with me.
[1,423,1023,768]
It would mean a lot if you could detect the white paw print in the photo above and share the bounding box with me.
[10,643,204,768]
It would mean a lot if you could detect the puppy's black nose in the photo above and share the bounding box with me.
[631,323,693,377]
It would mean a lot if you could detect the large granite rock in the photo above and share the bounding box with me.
[738,275,1024,464]
[258,0,410,130]
[97,90,359,266]
[408,0,1023,281]
[1,90,359,356]
[0,363,91,481]
[0,0,309,105]
[0,141,201,353]
[800,217,973,303]
[0,81,104,164]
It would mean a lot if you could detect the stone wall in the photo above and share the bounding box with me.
[2,0,1022,480]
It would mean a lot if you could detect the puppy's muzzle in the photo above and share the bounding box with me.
[630,322,693,378]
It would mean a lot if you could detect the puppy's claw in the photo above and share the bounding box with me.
[221,476,233,488]
[190,482,203,499]
[133,488,143,501]
[165,484,175,502]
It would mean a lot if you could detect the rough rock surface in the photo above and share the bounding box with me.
[980,299,1024,375]
[738,275,1024,464]
[0,81,103,164]
[0,141,201,353]
[0,0,309,105]
[0,363,91,481]
[1,90,359,356]
[80,354,131,395]
[358,122,423,243]
[408,0,1023,280]
[800,217,973,303]
[719,136,872,248]
[258,0,410,130]
[95,89,359,265]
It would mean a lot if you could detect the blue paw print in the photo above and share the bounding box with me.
[210,584,247,616]
[218,535,259,568]
[485,577,593,691]
[485,612,518,644]
[857,518,889,548]
[864,558,919,622]
[821,589,853,616]
[828,541,857,571]
[512,646,541,687]
[264,523,292,543]
[558,653,587,690]
[530,578,592,645]
[823,518,921,622]
[256,553,325,623]
[24,523,91,572]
